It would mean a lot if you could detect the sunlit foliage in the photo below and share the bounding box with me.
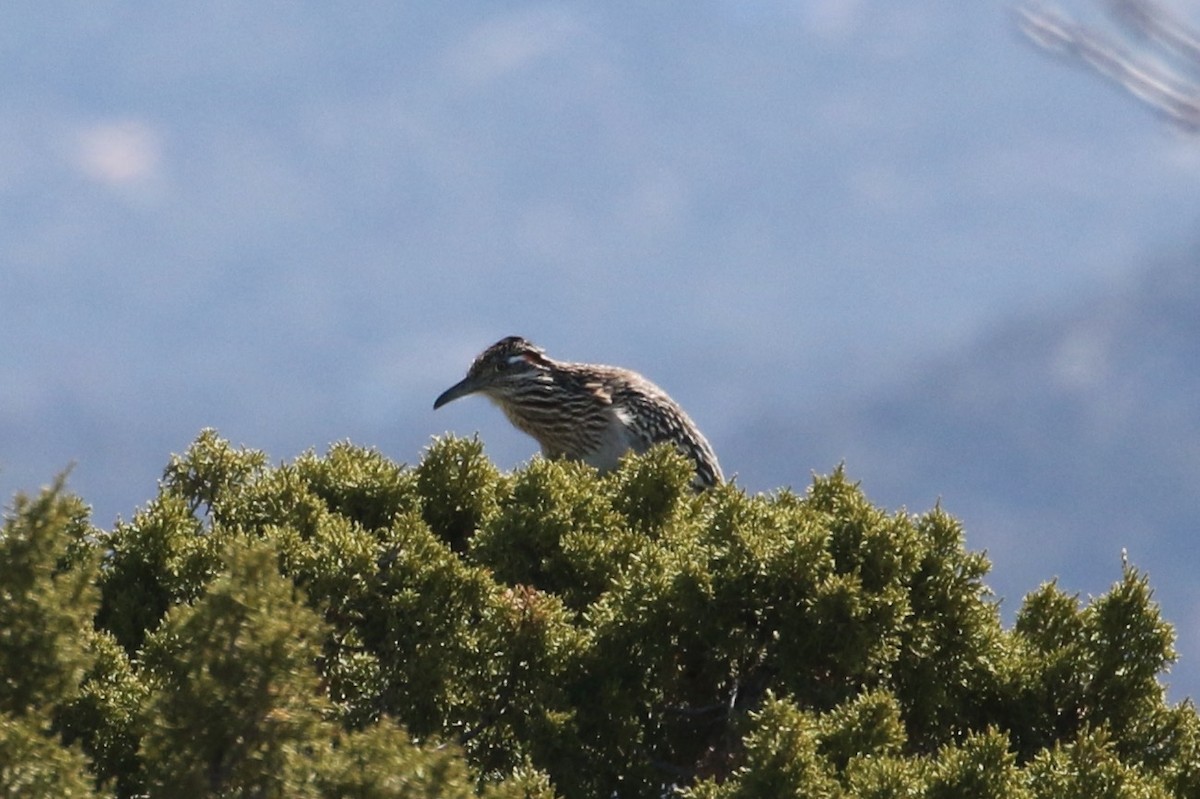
[1,430,1194,797]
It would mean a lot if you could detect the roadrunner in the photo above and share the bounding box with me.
[434,336,723,489]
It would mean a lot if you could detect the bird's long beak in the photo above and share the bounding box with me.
[433,375,482,409]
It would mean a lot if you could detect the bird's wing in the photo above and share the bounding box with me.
[611,384,690,453]
[611,382,723,488]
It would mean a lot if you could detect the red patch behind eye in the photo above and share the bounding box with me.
[525,351,552,368]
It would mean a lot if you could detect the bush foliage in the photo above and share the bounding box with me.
[1,430,1196,797]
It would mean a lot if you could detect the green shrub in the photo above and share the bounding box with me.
[0,432,1195,798]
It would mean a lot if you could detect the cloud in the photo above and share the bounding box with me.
[1051,325,1112,391]
[802,0,864,40]
[74,119,163,186]
[444,5,584,85]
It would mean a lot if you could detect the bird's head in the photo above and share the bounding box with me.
[433,336,553,409]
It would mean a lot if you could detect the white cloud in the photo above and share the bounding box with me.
[444,5,584,85]
[614,171,689,240]
[1051,325,1111,391]
[514,199,597,264]
[74,119,163,186]
[801,0,864,40]
[846,162,931,214]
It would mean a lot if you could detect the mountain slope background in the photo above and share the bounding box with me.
[728,250,1200,695]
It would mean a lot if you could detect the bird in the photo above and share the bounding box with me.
[433,336,724,489]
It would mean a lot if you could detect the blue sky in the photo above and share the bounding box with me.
[4,0,1200,689]
[2,0,1194,504]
